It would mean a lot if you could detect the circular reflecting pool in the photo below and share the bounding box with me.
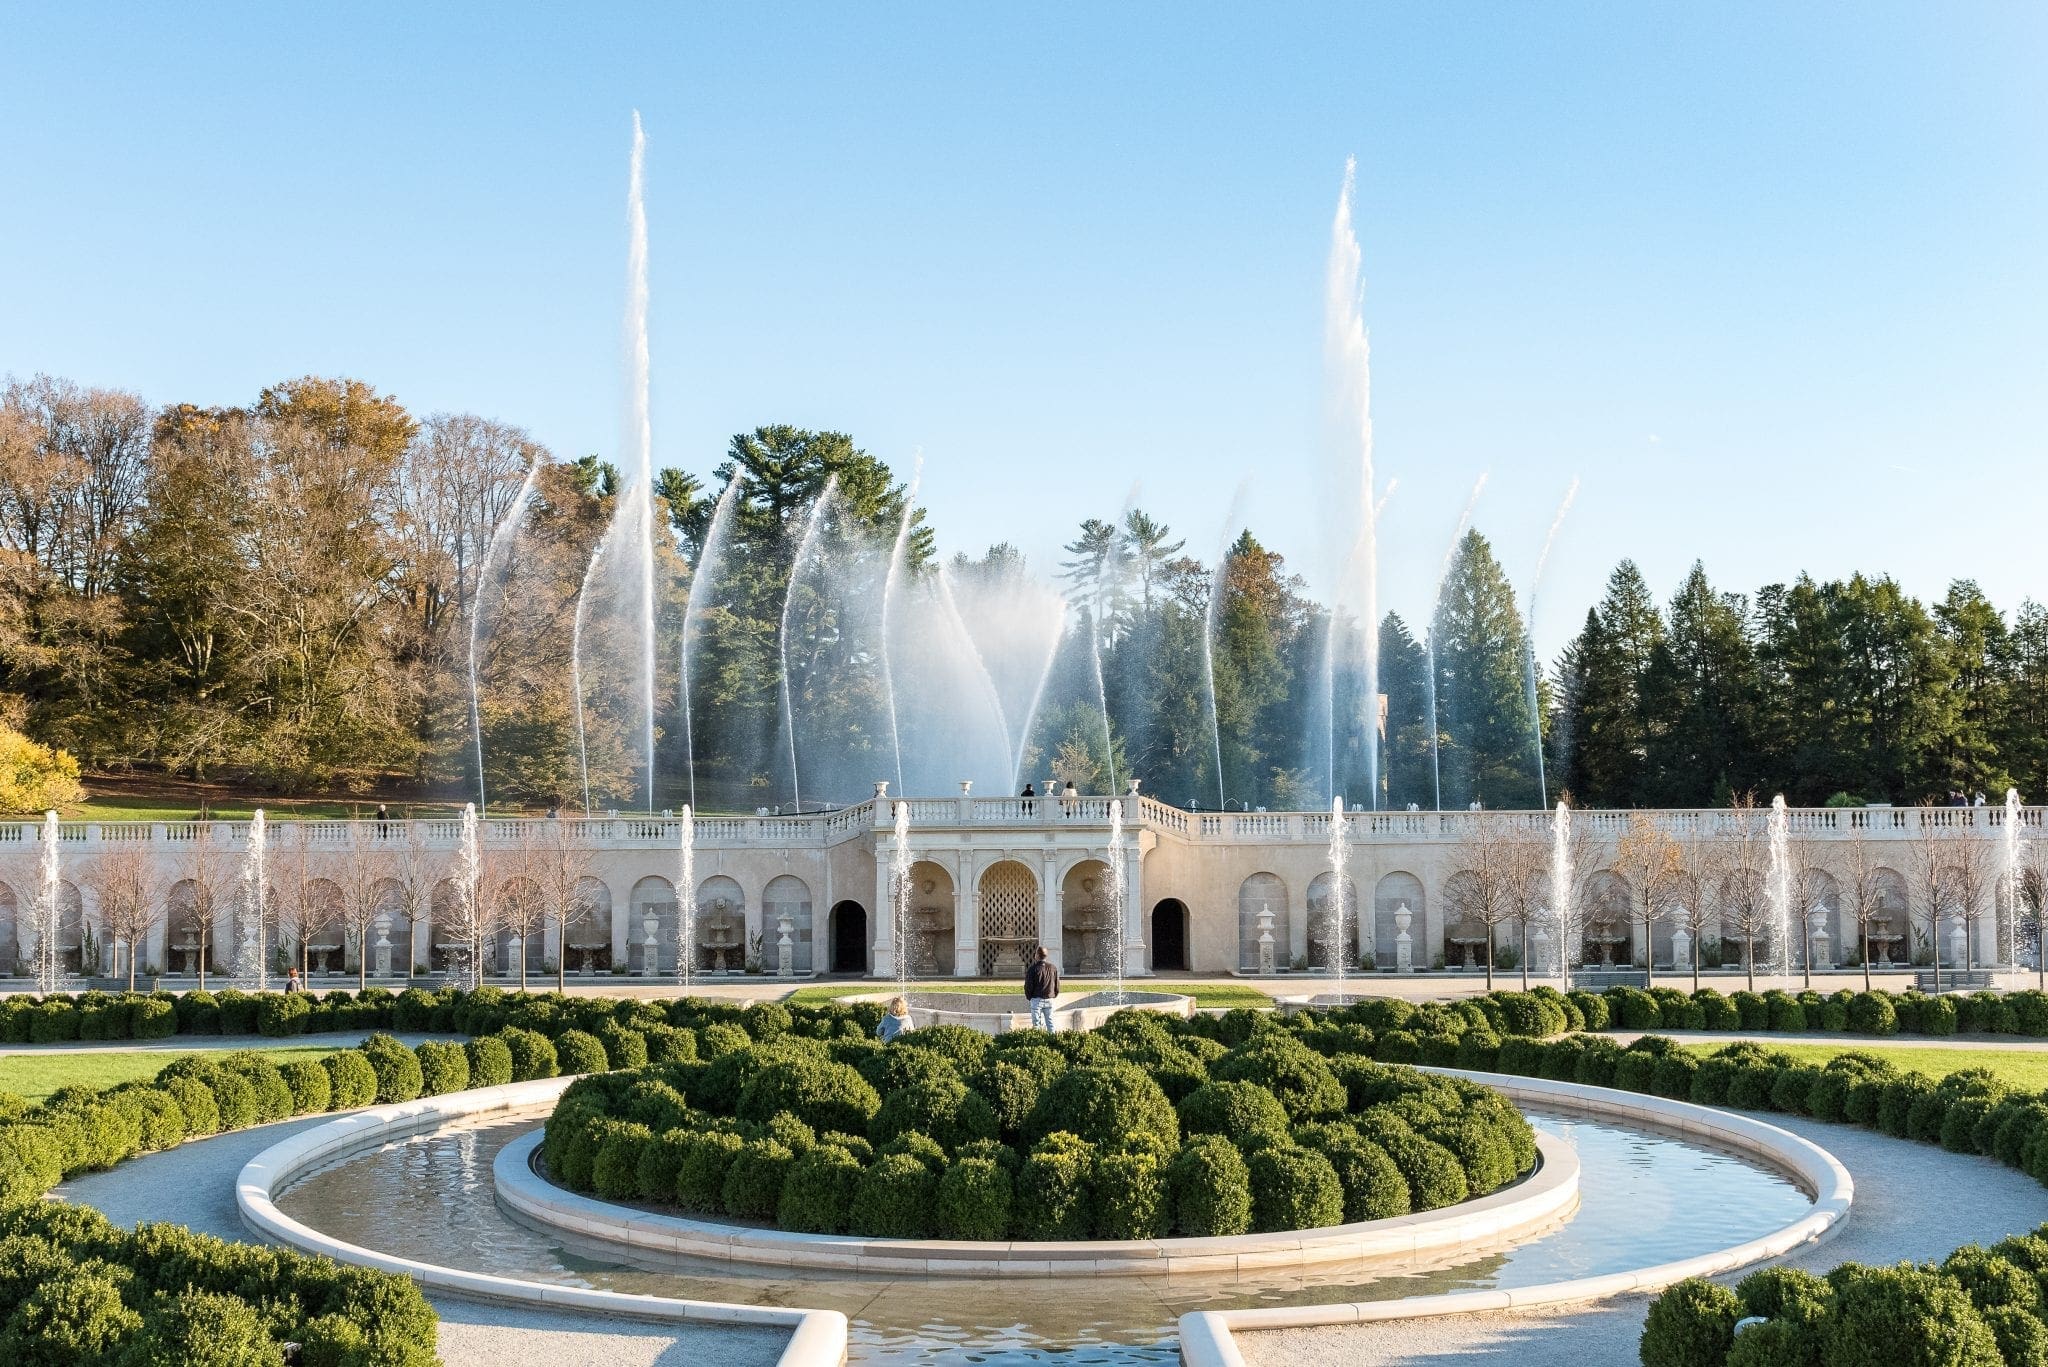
[276,1107,1811,1365]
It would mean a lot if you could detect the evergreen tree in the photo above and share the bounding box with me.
[1933,579,2010,795]
[1378,613,1431,809]
[1564,560,1663,806]
[1997,600,2048,800]
[1641,563,1759,805]
[1433,531,1538,808]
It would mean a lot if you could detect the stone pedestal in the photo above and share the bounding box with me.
[1810,920,1832,971]
[507,934,523,977]
[777,910,795,977]
[1948,919,1967,971]
[1671,925,1692,969]
[1256,903,1276,975]
[1531,925,1553,975]
[1394,902,1413,973]
[372,917,392,977]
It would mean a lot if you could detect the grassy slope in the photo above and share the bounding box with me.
[1684,1040,2048,1092]
[779,981,1273,1008]
[0,1044,340,1101]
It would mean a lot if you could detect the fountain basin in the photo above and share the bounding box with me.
[839,988,1194,1033]
[496,1123,1576,1277]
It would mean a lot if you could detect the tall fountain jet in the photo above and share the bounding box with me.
[1551,800,1575,989]
[455,802,482,989]
[679,475,741,812]
[468,455,544,816]
[625,111,658,810]
[1327,796,1350,999]
[2005,788,2025,968]
[778,480,839,812]
[1107,798,1128,1004]
[1318,157,1379,810]
[1521,478,1579,806]
[677,805,696,988]
[34,811,62,994]
[891,800,913,994]
[236,810,268,990]
[1767,796,1791,978]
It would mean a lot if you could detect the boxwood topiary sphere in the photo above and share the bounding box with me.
[414,1040,470,1097]
[675,1131,746,1212]
[593,1021,649,1071]
[555,1029,611,1076]
[0,1266,143,1364]
[322,1051,378,1111]
[851,1151,938,1238]
[1640,1278,1740,1367]
[720,1138,795,1219]
[972,1061,1040,1139]
[464,1035,515,1089]
[278,1059,332,1115]
[1014,1133,1094,1239]
[1822,1264,2001,1367]
[1025,1063,1179,1153]
[1246,1144,1343,1233]
[1092,1147,1170,1240]
[1165,1133,1252,1237]
[592,1122,654,1201]
[357,1036,424,1104]
[737,1060,880,1137]
[779,1143,863,1234]
[937,1154,1013,1240]
[1177,1080,1291,1148]
[1208,1035,1348,1123]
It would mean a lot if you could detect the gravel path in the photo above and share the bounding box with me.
[1235,1112,2048,1366]
[53,1116,787,1367]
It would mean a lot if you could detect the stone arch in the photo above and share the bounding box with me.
[1867,867,1910,966]
[1150,898,1189,972]
[1440,870,1490,970]
[1801,869,1843,969]
[299,877,345,975]
[976,860,1038,976]
[1237,872,1288,972]
[1584,869,1633,966]
[1305,871,1359,971]
[165,879,216,977]
[628,875,677,975]
[902,862,955,977]
[763,874,815,974]
[1372,871,1423,970]
[694,875,746,973]
[564,877,613,974]
[1061,859,1118,975]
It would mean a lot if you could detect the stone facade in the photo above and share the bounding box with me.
[0,795,2034,981]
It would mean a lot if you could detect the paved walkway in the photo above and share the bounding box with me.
[1604,1029,2048,1053]
[53,1117,787,1367]
[1235,1111,2048,1366]
[0,1030,460,1057]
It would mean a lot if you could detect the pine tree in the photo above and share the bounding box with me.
[1433,531,1538,808]
[1641,563,1760,805]
[1568,561,1664,806]
[1378,613,1431,809]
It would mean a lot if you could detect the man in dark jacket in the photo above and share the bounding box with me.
[1024,945,1059,1032]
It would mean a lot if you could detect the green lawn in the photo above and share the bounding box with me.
[0,1044,340,1102]
[779,981,1273,1009]
[1684,1041,2048,1093]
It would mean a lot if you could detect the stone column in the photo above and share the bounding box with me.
[1039,850,1062,970]
[871,847,896,979]
[611,897,630,971]
[1122,828,1148,976]
[955,851,981,977]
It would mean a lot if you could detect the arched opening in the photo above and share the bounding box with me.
[828,900,868,975]
[1237,873,1289,972]
[1372,872,1423,971]
[369,878,411,978]
[1150,899,1189,972]
[903,862,956,976]
[977,861,1038,976]
[493,876,548,978]
[694,875,746,974]
[1061,860,1118,975]
[298,877,345,977]
[628,875,678,975]
[1306,871,1360,971]
[763,874,816,974]
[1868,867,1910,966]
[1584,870,1634,966]
[564,878,613,975]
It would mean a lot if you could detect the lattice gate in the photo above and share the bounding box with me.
[977,862,1038,976]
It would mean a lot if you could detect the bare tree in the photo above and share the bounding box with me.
[495,824,550,989]
[1944,820,1993,973]
[391,820,443,981]
[267,824,323,978]
[1612,811,1682,985]
[1789,832,1840,989]
[1910,808,1965,990]
[533,819,595,991]
[1498,819,1553,989]
[2023,837,2048,990]
[1667,824,1726,991]
[1443,816,1520,989]
[173,826,237,989]
[1719,802,1776,989]
[1839,827,1886,992]
[83,840,168,990]
[332,819,395,989]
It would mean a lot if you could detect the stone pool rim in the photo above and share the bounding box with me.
[1175,1067,1856,1367]
[233,1076,847,1367]
[494,1124,1579,1277]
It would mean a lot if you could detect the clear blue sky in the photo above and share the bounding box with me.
[3,3,2043,658]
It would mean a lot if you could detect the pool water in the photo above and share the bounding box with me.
[277,1107,1810,1365]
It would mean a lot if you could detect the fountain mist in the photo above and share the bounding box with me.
[777,479,839,812]
[1327,796,1350,997]
[34,811,61,994]
[570,540,607,817]
[1767,795,1791,977]
[677,805,696,988]
[1426,474,1488,810]
[468,455,544,815]
[1521,477,1579,805]
[235,810,268,989]
[878,461,924,796]
[891,800,913,994]
[454,802,482,989]
[1107,798,1128,1004]
[678,475,741,812]
[1550,800,1574,988]
[2005,788,2024,968]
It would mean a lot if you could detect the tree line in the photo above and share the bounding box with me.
[2,369,2040,811]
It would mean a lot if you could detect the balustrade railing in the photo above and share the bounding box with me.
[0,800,2040,849]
